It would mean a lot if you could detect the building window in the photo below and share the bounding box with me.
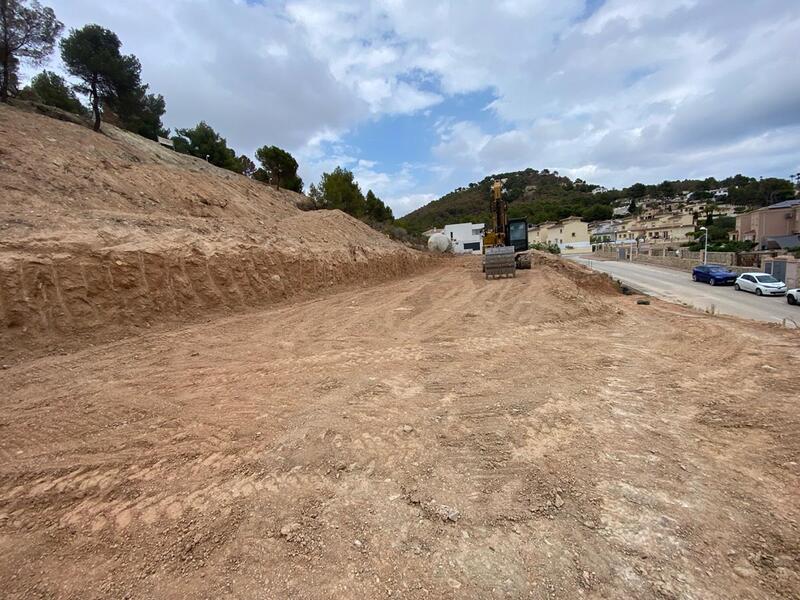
[571,232,575,237]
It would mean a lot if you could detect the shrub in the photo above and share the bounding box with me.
[529,241,561,254]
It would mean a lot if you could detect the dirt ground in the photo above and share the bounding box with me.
[1,257,798,599]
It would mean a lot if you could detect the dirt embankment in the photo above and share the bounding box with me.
[0,104,435,359]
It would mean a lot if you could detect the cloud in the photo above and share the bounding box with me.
[37,0,366,157]
[26,0,800,216]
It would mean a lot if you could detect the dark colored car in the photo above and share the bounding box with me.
[692,264,737,286]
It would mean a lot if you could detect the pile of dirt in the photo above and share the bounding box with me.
[0,104,434,359]
[531,250,621,294]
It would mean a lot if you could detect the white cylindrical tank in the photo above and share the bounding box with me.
[427,232,452,253]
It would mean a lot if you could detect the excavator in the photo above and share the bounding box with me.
[482,179,531,278]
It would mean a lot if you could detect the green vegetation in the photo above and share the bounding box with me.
[397,169,796,235]
[398,169,625,234]
[687,216,754,252]
[0,0,63,102]
[20,70,86,115]
[61,25,159,134]
[254,145,303,192]
[237,155,256,177]
[688,240,757,253]
[311,166,394,224]
[171,121,242,172]
[529,241,560,255]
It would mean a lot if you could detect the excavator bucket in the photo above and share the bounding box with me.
[483,246,516,279]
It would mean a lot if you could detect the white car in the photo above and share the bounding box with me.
[787,288,799,306]
[734,273,787,296]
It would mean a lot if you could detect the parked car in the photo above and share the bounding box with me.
[691,264,738,286]
[734,273,787,296]
[787,288,799,305]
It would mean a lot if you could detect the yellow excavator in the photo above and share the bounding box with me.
[482,179,531,278]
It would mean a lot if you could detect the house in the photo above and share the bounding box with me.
[591,186,608,195]
[733,199,800,250]
[529,217,590,254]
[589,219,622,243]
[528,221,556,245]
[612,205,630,217]
[630,211,695,244]
[442,222,484,253]
[610,210,695,245]
[422,227,443,238]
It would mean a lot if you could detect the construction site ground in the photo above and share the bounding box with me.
[1,256,798,599]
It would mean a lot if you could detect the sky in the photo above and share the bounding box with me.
[24,0,800,216]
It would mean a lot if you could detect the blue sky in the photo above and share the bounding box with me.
[26,0,800,216]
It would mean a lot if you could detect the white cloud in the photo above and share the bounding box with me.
[386,193,438,215]
[26,0,800,215]
[40,0,365,157]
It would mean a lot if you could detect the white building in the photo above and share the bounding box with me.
[443,222,484,253]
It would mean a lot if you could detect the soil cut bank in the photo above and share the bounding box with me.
[0,103,434,360]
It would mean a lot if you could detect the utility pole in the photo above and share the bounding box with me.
[700,226,708,264]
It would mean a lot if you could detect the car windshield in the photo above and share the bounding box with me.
[755,275,779,283]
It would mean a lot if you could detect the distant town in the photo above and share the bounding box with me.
[424,185,800,260]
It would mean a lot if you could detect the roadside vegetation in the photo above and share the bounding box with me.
[529,241,561,254]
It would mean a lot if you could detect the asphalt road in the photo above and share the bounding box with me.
[568,256,799,327]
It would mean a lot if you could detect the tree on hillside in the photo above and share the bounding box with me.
[254,145,302,192]
[0,50,18,96]
[317,167,365,217]
[0,0,62,102]
[628,198,638,215]
[171,121,241,172]
[657,180,674,198]
[22,69,85,114]
[627,182,647,198]
[727,177,794,206]
[109,83,168,141]
[582,204,613,222]
[60,24,140,131]
[307,183,323,208]
[364,189,393,222]
[237,155,256,177]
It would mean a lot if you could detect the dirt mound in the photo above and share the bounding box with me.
[532,250,621,294]
[0,104,434,359]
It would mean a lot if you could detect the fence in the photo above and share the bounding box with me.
[591,243,759,272]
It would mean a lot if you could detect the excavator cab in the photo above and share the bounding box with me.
[506,218,528,253]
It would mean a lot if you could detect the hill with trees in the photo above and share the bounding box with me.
[397,169,796,234]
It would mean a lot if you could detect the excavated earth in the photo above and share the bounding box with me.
[1,104,799,599]
[0,103,433,361]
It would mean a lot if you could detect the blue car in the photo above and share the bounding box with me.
[692,264,738,286]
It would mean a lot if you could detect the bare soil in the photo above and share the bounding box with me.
[1,257,798,599]
[0,103,432,361]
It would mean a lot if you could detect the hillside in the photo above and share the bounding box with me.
[397,169,796,234]
[0,103,433,359]
[397,169,607,233]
